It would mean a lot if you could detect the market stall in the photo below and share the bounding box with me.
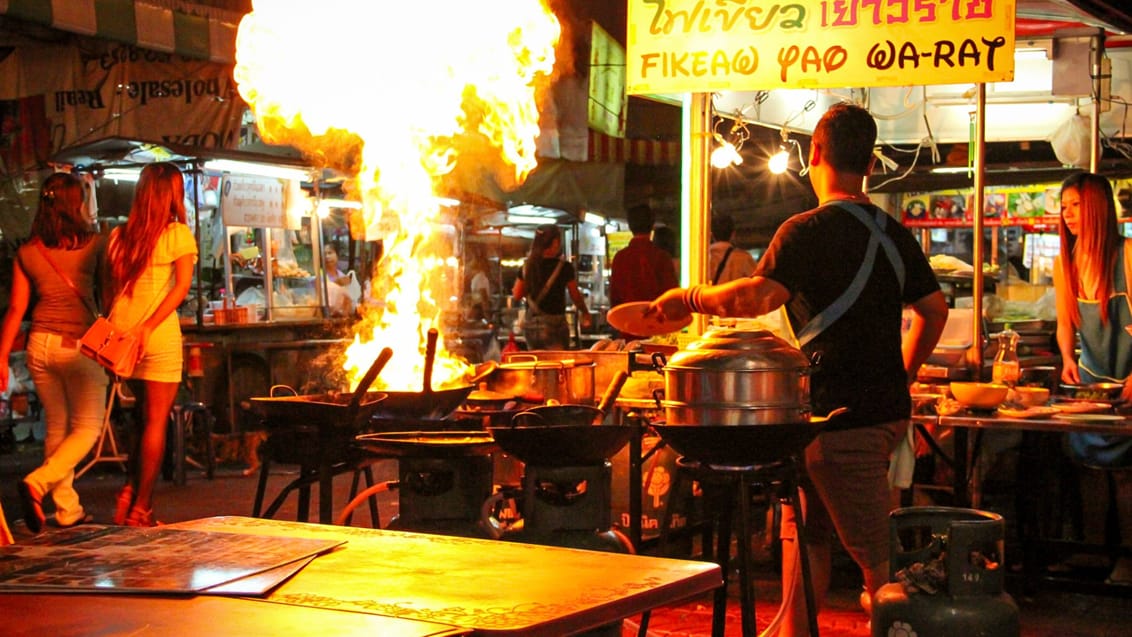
[49,137,357,431]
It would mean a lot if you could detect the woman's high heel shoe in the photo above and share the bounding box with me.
[124,505,161,528]
[113,485,135,525]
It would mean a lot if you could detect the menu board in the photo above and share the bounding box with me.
[0,525,342,595]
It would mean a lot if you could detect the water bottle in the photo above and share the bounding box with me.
[992,328,1020,386]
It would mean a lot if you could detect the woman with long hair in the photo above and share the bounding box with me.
[511,224,591,350]
[1054,171,1132,582]
[0,172,107,532]
[108,162,197,527]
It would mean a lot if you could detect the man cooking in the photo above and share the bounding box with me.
[647,103,948,636]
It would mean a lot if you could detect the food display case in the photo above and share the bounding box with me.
[49,138,353,431]
[49,138,337,327]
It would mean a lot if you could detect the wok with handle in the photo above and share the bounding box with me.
[489,370,632,466]
[250,347,393,428]
[371,328,476,421]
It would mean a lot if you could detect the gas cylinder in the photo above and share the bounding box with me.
[871,506,1019,637]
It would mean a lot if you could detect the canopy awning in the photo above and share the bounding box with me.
[587,130,679,166]
[0,0,241,63]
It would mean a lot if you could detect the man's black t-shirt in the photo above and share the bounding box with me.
[755,203,941,430]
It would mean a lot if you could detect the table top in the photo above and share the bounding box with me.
[0,593,466,637]
[169,516,721,636]
[913,410,1132,435]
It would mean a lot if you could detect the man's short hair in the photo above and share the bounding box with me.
[711,214,735,243]
[627,204,655,235]
[812,102,877,175]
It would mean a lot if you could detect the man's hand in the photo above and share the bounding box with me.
[646,288,692,323]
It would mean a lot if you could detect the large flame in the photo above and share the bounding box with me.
[234,1,560,391]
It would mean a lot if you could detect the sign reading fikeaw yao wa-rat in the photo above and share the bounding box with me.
[627,0,1016,94]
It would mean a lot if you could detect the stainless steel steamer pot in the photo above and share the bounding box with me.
[657,329,812,425]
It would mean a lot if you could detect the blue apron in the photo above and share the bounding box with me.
[1066,242,1132,468]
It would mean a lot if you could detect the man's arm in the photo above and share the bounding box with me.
[902,290,949,383]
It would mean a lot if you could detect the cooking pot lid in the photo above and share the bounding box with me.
[668,329,809,371]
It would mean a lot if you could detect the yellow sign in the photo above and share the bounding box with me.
[627,0,1016,94]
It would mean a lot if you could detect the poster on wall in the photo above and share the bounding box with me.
[902,184,1062,228]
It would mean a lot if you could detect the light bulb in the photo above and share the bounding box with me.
[710,141,743,168]
[768,146,790,174]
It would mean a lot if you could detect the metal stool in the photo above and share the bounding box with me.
[657,456,820,637]
[168,401,215,486]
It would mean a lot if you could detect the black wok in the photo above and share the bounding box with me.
[369,327,476,421]
[654,417,831,467]
[250,347,392,428]
[488,424,633,466]
[488,370,632,466]
[356,430,497,458]
[371,386,475,420]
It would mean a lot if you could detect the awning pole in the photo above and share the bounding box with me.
[682,93,712,337]
[1090,31,1105,172]
[969,84,987,379]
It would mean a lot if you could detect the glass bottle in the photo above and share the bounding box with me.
[992,328,1020,386]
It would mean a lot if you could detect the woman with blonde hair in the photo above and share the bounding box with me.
[0,172,107,532]
[108,162,197,527]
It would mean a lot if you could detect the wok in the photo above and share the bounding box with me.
[489,370,632,466]
[369,328,475,421]
[356,431,497,458]
[250,348,392,428]
[488,424,633,466]
[654,416,831,467]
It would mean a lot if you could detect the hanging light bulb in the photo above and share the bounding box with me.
[768,145,790,174]
[711,138,743,168]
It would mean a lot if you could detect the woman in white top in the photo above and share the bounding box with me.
[108,162,197,527]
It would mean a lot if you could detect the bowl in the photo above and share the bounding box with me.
[949,382,1009,409]
[1059,382,1124,403]
[1013,386,1050,407]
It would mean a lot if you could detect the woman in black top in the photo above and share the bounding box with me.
[512,224,591,349]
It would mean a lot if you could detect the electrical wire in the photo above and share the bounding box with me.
[871,142,925,190]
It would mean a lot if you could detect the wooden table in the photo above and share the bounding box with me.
[167,516,722,636]
[0,593,466,637]
[912,410,1132,506]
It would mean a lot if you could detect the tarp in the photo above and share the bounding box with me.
[0,0,241,63]
[0,36,244,173]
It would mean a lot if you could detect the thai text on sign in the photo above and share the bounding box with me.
[221,176,288,228]
[627,0,1016,94]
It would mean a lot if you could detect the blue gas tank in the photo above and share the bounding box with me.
[871,506,1019,637]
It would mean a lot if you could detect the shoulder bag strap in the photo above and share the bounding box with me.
[795,202,906,347]
[713,245,735,285]
[527,260,565,314]
[33,241,101,319]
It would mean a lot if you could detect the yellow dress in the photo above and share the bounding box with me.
[109,222,198,382]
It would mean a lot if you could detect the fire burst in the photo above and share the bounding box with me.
[233,1,560,390]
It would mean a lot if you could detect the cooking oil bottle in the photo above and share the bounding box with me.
[991,328,1020,386]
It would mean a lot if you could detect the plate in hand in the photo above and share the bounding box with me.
[606,302,692,337]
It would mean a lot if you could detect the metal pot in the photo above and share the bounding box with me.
[656,328,812,425]
[483,354,596,405]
